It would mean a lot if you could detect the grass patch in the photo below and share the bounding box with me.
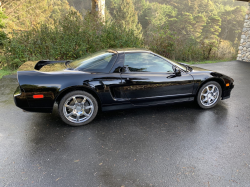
[181,59,231,65]
[0,69,17,79]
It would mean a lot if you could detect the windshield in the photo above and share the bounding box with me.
[69,50,117,73]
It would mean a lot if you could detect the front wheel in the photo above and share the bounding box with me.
[58,91,98,126]
[197,81,222,109]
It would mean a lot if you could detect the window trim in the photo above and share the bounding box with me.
[122,51,187,74]
[121,71,175,75]
[77,52,118,73]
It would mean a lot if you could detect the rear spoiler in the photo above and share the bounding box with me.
[34,60,68,70]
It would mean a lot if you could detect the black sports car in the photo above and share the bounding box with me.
[14,48,234,126]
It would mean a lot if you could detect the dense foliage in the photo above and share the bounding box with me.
[0,7,7,46]
[132,0,246,61]
[0,0,248,70]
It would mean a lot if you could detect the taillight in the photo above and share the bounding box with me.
[33,95,44,99]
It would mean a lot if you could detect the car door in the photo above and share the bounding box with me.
[120,52,194,105]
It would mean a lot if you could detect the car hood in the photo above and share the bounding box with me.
[188,64,234,83]
[189,65,212,72]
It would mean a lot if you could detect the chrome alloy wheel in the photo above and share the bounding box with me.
[200,84,219,107]
[63,95,94,123]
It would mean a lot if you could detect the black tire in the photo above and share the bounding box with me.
[197,81,222,109]
[58,91,98,126]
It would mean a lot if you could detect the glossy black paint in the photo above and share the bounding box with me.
[119,72,194,105]
[13,49,234,113]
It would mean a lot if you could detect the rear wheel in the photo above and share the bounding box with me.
[197,81,222,109]
[58,91,98,126]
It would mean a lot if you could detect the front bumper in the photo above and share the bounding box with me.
[222,83,234,100]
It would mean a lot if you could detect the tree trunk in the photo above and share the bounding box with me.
[91,0,105,22]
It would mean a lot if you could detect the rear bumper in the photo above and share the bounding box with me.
[13,86,53,113]
[13,86,29,108]
[222,83,234,100]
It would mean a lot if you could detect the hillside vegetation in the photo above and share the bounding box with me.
[0,0,247,71]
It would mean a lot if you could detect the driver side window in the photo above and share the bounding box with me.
[124,53,174,73]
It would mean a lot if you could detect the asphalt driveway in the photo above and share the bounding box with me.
[0,61,250,187]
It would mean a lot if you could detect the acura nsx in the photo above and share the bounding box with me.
[14,49,234,126]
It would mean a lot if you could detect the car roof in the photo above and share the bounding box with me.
[109,48,152,53]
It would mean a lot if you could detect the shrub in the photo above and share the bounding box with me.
[0,31,7,46]
[3,11,144,69]
[216,39,236,60]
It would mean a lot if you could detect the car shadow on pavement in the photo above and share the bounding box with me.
[25,100,229,154]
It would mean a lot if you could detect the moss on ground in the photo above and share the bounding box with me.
[0,69,17,79]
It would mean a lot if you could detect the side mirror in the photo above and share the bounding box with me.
[173,67,181,76]
[120,66,130,73]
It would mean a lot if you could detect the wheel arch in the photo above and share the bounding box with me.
[55,86,102,109]
[195,78,225,97]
